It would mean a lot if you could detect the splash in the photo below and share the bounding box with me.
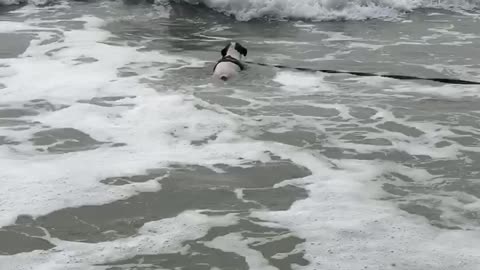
[179,0,480,21]
[0,0,53,6]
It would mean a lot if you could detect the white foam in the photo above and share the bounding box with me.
[0,0,62,6]
[0,14,272,227]
[245,68,480,268]
[384,84,480,98]
[273,71,336,93]
[205,233,278,270]
[2,211,238,269]
[0,0,53,6]
[179,0,480,21]
[250,151,480,270]
[348,42,385,50]
[1,17,183,103]
[1,3,480,270]
[0,0,22,5]
[0,14,269,264]
[0,21,45,33]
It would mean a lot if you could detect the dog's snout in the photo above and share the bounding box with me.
[220,75,228,81]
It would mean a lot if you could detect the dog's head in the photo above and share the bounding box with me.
[221,42,247,59]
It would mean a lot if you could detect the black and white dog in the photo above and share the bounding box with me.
[212,42,248,81]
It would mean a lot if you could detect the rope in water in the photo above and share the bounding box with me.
[244,60,480,85]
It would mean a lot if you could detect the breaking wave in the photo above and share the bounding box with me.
[178,0,480,21]
[2,0,479,21]
[0,0,51,7]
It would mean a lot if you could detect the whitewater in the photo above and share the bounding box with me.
[0,0,479,269]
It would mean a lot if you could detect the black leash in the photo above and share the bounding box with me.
[244,60,480,85]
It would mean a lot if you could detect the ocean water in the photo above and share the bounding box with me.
[0,0,480,269]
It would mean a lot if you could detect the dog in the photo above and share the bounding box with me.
[212,42,248,81]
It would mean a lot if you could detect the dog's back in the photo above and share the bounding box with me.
[212,42,247,81]
[213,62,241,81]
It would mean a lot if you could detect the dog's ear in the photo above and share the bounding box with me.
[221,43,230,57]
[235,42,247,57]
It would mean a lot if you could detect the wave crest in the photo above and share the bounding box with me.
[0,0,56,7]
[179,0,480,21]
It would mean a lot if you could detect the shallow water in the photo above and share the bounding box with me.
[1,1,480,269]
